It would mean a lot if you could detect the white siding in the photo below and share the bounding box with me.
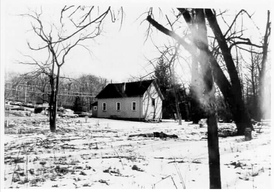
[97,97,142,119]
[142,83,163,120]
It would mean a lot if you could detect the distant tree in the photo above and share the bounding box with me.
[73,96,83,112]
[154,57,170,96]
[4,72,24,101]
[69,74,108,111]
[5,72,48,103]
[244,48,260,120]
[215,92,233,122]
[5,71,108,112]
[154,57,173,118]
[153,47,185,124]
[76,74,108,96]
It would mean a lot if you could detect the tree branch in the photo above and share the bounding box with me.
[146,15,196,54]
[224,9,254,37]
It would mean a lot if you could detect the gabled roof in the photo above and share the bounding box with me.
[96,79,159,99]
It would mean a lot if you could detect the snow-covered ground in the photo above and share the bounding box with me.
[3,115,271,189]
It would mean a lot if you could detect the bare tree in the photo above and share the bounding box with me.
[153,44,183,124]
[244,48,261,120]
[68,74,108,111]
[147,9,221,188]
[204,9,255,135]
[145,8,270,135]
[20,6,122,132]
[184,9,221,188]
[234,10,271,121]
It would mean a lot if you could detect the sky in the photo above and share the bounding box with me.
[1,0,272,84]
[1,1,171,83]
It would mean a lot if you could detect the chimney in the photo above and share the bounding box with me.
[122,82,126,93]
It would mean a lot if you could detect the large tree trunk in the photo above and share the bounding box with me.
[50,66,61,132]
[207,112,221,188]
[49,102,57,132]
[49,60,57,132]
[204,9,253,134]
[258,10,271,120]
[196,9,221,188]
[49,87,57,132]
[208,53,253,135]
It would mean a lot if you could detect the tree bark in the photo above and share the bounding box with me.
[196,9,221,188]
[49,56,57,132]
[49,89,57,132]
[258,10,271,120]
[207,112,221,188]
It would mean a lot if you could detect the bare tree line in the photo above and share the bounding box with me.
[5,72,108,110]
